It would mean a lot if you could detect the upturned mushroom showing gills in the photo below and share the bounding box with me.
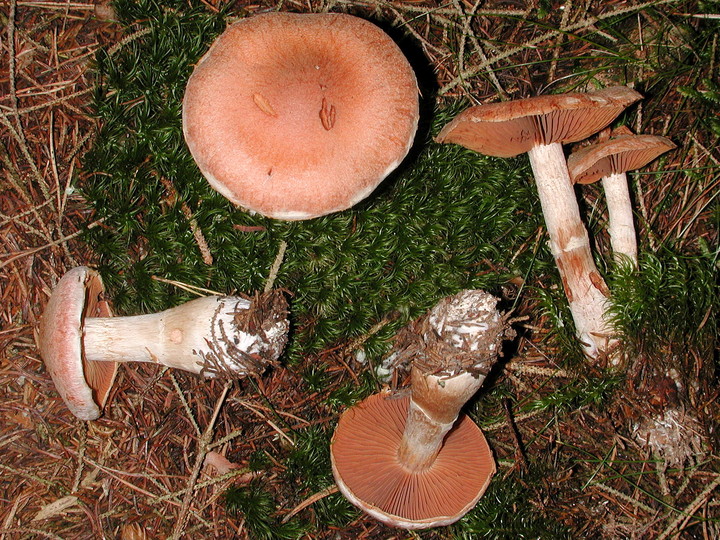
[182,12,419,221]
[331,290,514,529]
[37,267,289,420]
[436,87,642,360]
[568,128,676,266]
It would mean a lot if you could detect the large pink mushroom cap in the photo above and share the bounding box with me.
[182,12,419,220]
[37,267,118,421]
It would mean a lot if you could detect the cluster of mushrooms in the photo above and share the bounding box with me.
[37,11,675,530]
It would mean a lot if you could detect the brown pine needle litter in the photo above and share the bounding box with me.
[1,1,718,539]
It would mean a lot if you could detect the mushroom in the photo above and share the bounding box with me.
[37,266,289,420]
[435,86,642,360]
[182,12,419,221]
[567,127,676,266]
[331,290,513,529]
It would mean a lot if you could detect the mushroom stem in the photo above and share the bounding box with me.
[527,142,613,359]
[397,370,485,471]
[83,295,286,376]
[601,171,637,265]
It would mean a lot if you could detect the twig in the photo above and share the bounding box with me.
[439,0,679,95]
[169,372,202,437]
[657,474,720,540]
[0,218,105,270]
[264,240,287,293]
[483,408,544,432]
[170,381,233,539]
[281,484,339,523]
[71,420,87,493]
[152,468,258,504]
[503,398,528,472]
[150,275,223,297]
[157,175,214,264]
[594,482,656,514]
[505,362,570,378]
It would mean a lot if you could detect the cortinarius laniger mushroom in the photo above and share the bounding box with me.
[182,12,419,220]
[568,127,676,266]
[331,290,513,529]
[38,266,289,420]
[436,87,642,360]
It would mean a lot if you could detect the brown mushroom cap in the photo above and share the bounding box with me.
[567,134,676,184]
[435,86,642,158]
[330,392,495,529]
[37,267,118,420]
[182,12,419,221]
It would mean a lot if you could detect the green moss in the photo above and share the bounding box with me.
[81,3,547,359]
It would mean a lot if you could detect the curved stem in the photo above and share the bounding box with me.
[528,142,614,359]
[397,370,485,472]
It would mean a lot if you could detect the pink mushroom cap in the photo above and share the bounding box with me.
[182,12,419,221]
[37,267,118,420]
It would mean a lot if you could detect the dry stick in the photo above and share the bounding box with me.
[170,380,233,540]
[0,528,63,540]
[281,485,339,523]
[657,474,720,540]
[48,110,76,266]
[151,275,223,297]
[505,362,570,378]
[454,0,509,101]
[106,26,152,57]
[157,175,213,265]
[153,468,258,504]
[0,199,53,226]
[0,138,55,244]
[594,482,656,515]
[335,0,526,19]
[7,0,18,111]
[483,409,544,432]
[71,420,87,493]
[0,107,55,210]
[439,0,678,96]
[503,398,529,472]
[0,218,104,270]
[0,88,92,116]
[169,372,202,437]
[264,240,287,293]
[544,0,572,88]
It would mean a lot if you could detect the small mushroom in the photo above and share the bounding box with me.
[568,128,676,266]
[182,12,419,221]
[436,87,642,360]
[331,290,513,529]
[37,267,289,420]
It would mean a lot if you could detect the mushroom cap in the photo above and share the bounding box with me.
[330,392,495,529]
[435,86,642,158]
[567,134,676,184]
[182,12,419,221]
[37,267,118,420]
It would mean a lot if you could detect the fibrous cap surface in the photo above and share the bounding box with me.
[436,86,642,158]
[183,12,419,220]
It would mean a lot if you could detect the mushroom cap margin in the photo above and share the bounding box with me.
[330,392,495,529]
[436,86,643,158]
[38,266,118,421]
[567,134,676,184]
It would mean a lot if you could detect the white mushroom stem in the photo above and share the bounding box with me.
[397,369,485,472]
[82,295,286,376]
[601,171,638,266]
[527,142,614,359]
